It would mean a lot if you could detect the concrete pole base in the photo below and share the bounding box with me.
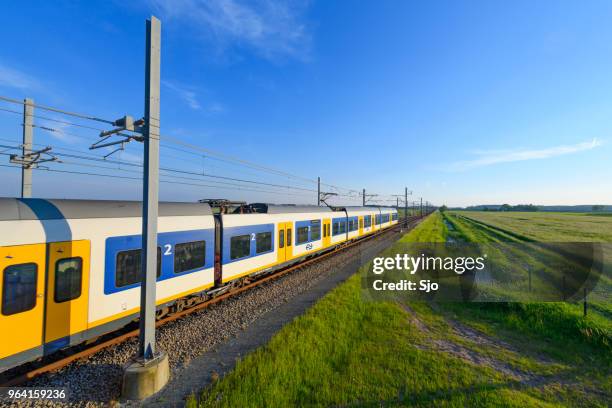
[121,351,169,401]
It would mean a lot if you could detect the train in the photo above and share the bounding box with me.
[0,197,398,372]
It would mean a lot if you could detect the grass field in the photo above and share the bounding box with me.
[190,213,610,407]
[445,211,611,334]
[454,211,612,242]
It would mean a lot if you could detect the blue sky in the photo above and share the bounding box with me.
[1,0,612,207]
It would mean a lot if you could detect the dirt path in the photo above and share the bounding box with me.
[401,303,559,386]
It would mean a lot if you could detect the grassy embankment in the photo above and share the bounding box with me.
[443,211,611,341]
[437,211,611,406]
[191,212,610,407]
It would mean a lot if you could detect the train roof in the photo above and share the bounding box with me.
[0,198,213,221]
[344,206,381,211]
[380,207,397,212]
[263,204,334,214]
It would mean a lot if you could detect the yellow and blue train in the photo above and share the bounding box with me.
[0,198,398,372]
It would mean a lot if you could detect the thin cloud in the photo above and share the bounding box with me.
[0,63,41,91]
[38,118,83,144]
[162,80,201,110]
[148,0,312,61]
[448,138,603,171]
[47,123,79,143]
[162,80,226,114]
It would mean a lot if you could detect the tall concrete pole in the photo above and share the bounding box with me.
[362,188,365,206]
[139,15,161,361]
[317,176,320,206]
[420,197,423,217]
[21,98,33,198]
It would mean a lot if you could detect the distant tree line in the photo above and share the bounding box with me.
[460,204,611,212]
[480,204,539,212]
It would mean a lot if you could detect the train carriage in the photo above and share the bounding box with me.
[220,205,335,283]
[345,207,379,239]
[381,207,397,228]
[0,198,400,373]
[0,198,215,372]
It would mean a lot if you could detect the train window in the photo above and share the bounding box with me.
[116,247,161,288]
[393,213,398,221]
[230,235,251,260]
[297,226,309,244]
[55,257,83,303]
[364,216,371,228]
[287,228,292,246]
[174,241,206,274]
[332,222,339,235]
[311,221,321,241]
[256,232,272,254]
[2,263,37,316]
[279,230,285,248]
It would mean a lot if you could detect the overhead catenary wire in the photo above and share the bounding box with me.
[0,142,318,194]
[0,95,114,125]
[0,95,394,204]
[0,148,322,199]
[0,107,350,194]
[0,145,382,204]
[0,163,315,197]
[0,99,368,196]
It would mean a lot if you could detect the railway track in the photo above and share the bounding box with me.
[0,216,424,389]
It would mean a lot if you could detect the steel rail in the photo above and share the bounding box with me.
[1,216,425,387]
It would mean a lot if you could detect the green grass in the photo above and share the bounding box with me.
[445,211,612,335]
[399,211,447,243]
[438,211,611,405]
[195,274,540,407]
[454,211,612,242]
[191,213,610,407]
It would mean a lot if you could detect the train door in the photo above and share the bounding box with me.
[277,222,286,264]
[358,216,364,236]
[285,221,293,260]
[44,240,90,347]
[0,244,46,360]
[214,215,223,286]
[323,218,331,247]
